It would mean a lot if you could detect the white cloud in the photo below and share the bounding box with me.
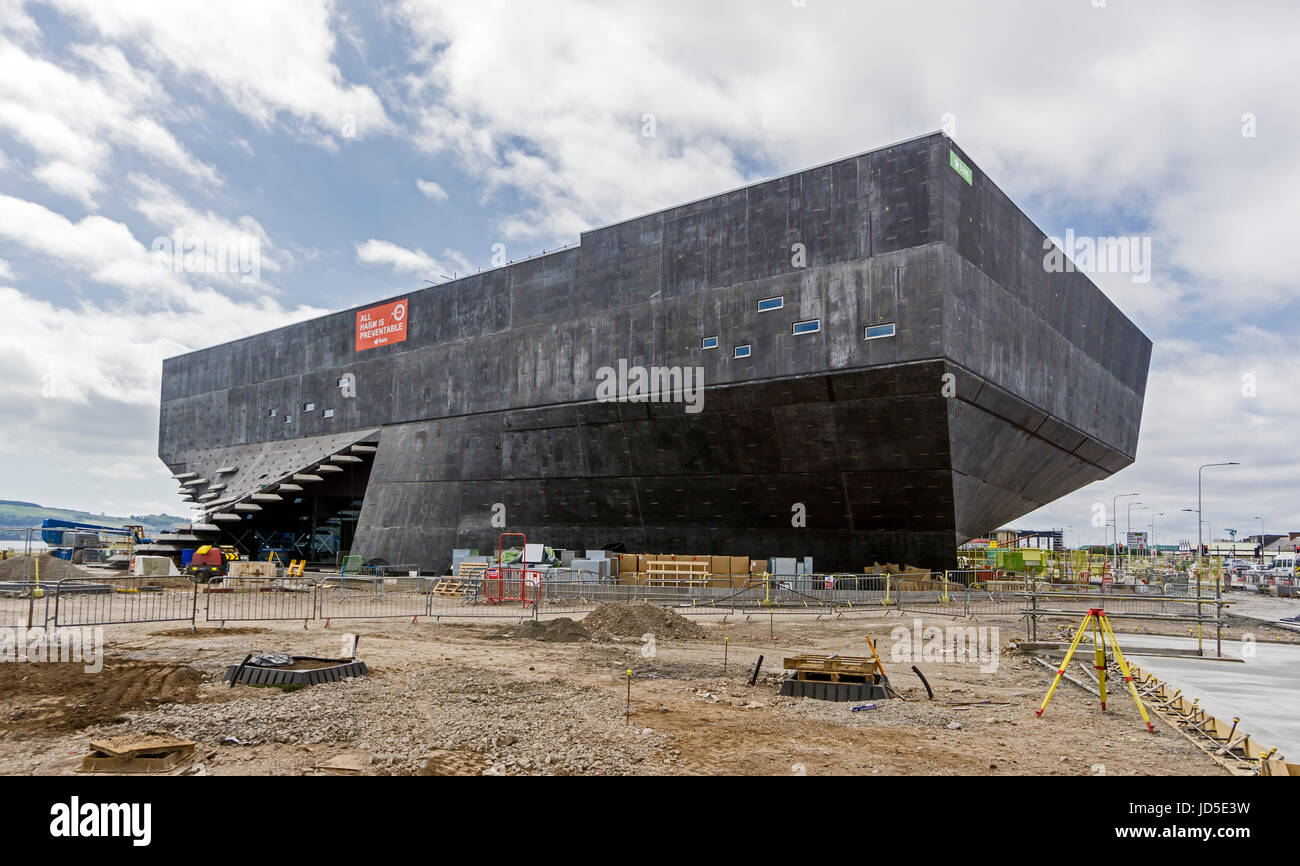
[415,178,448,201]
[0,192,180,296]
[128,173,287,286]
[0,258,12,280]
[355,238,469,279]
[0,0,37,39]
[355,239,436,275]
[399,1,752,243]
[31,159,101,206]
[0,190,325,514]
[0,36,218,204]
[0,193,326,405]
[45,0,390,141]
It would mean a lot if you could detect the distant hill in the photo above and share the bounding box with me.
[0,501,192,541]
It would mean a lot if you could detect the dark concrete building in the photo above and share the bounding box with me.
[158,132,1151,573]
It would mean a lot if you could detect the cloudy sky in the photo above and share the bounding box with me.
[0,0,1296,546]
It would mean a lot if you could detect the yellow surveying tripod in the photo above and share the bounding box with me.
[1036,607,1154,732]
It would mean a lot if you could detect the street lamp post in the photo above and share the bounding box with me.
[1150,511,1164,564]
[1126,502,1147,580]
[1197,462,1238,657]
[1254,516,1265,564]
[1112,492,1140,580]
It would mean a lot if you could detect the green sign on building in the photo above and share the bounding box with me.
[949,149,973,185]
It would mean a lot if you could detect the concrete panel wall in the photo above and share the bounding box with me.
[354,364,959,572]
[939,138,1151,458]
[160,135,946,461]
[160,131,1151,572]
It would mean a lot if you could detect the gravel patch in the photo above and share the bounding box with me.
[108,666,670,775]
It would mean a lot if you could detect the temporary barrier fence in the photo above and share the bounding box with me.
[0,581,48,629]
[204,576,319,625]
[52,575,197,628]
[3,567,1236,640]
[319,575,433,622]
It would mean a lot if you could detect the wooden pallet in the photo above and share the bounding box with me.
[644,560,710,586]
[80,734,195,774]
[431,578,473,598]
[784,654,882,685]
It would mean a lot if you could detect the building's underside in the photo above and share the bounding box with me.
[159,132,1151,573]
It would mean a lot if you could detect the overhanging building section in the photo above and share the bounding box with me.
[158,132,1151,572]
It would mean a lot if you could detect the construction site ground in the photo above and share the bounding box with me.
[3,602,1272,777]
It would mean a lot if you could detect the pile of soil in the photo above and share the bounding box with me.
[582,602,708,640]
[0,660,204,737]
[490,618,590,643]
[0,554,86,582]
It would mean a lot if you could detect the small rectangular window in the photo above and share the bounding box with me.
[792,319,821,335]
[285,415,293,423]
[303,402,315,412]
[322,408,335,418]
[268,408,277,417]
[734,344,752,359]
[701,336,718,350]
[865,323,897,340]
[757,297,783,313]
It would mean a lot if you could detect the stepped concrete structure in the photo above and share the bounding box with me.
[158,132,1151,573]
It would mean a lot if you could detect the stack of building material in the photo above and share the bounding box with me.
[567,558,608,581]
[605,553,762,587]
[449,548,478,576]
[131,556,180,577]
[227,561,277,579]
[644,559,709,586]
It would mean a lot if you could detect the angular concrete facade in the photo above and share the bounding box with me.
[158,132,1151,573]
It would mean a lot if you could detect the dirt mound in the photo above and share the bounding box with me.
[0,660,204,737]
[582,603,708,640]
[0,554,87,583]
[491,618,590,643]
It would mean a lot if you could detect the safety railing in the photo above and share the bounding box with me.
[204,575,319,625]
[51,575,197,628]
[318,575,432,622]
[358,563,422,578]
[0,581,49,628]
[3,565,1241,636]
[1017,582,1226,645]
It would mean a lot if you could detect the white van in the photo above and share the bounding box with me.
[1267,551,1299,576]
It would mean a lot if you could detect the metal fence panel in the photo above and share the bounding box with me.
[425,568,541,620]
[318,576,432,621]
[1,556,54,628]
[0,582,49,629]
[52,576,197,627]
[204,577,319,623]
[537,576,641,615]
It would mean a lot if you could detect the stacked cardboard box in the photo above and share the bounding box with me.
[604,552,769,586]
[729,556,750,587]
